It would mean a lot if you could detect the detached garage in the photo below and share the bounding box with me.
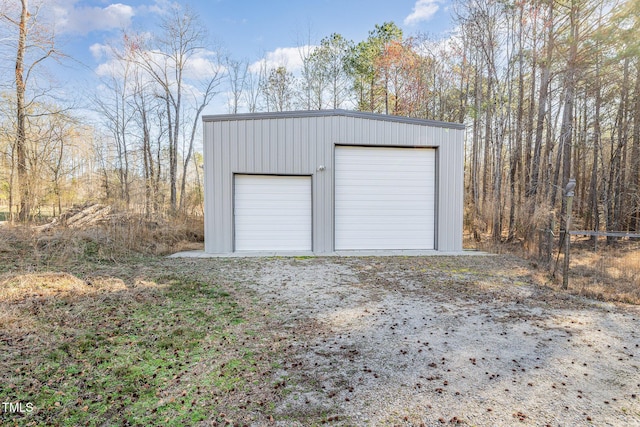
[202,109,464,254]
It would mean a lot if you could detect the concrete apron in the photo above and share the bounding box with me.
[168,249,490,258]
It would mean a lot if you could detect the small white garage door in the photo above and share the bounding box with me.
[335,146,436,250]
[234,175,312,251]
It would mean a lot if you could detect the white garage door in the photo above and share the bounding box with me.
[335,146,436,250]
[234,175,312,251]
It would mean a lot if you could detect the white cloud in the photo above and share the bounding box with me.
[94,57,126,79]
[185,49,226,80]
[415,30,460,56]
[89,43,110,60]
[248,46,316,74]
[404,0,441,25]
[94,46,225,93]
[54,2,135,35]
[137,0,173,16]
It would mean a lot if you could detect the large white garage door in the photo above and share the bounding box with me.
[234,175,312,251]
[335,146,436,250]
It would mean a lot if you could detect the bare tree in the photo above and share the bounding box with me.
[225,57,249,114]
[1,0,61,220]
[179,60,223,212]
[301,34,353,110]
[130,4,211,214]
[94,54,135,208]
[261,66,295,112]
[297,42,319,110]
[131,66,159,217]
[244,59,267,113]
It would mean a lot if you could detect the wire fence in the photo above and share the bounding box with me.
[464,219,640,302]
[466,225,640,303]
[563,232,640,302]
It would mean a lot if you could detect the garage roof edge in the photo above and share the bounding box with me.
[202,109,465,130]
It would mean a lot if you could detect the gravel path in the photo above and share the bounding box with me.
[219,255,640,426]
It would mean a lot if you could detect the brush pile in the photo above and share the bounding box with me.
[35,202,114,231]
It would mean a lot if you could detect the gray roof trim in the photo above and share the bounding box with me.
[202,109,465,130]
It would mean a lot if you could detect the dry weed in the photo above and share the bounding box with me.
[0,272,90,302]
[468,223,640,305]
[568,241,640,304]
[0,214,203,269]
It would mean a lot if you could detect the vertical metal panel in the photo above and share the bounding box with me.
[434,128,464,251]
[287,118,296,174]
[221,121,233,251]
[454,129,465,250]
[214,122,225,252]
[301,119,309,173]
[315,116,331,253]
[236,121,245,171]
[203,112,464,253]
[203,121,214,252]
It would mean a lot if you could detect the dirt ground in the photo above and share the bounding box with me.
[192,254,640,426]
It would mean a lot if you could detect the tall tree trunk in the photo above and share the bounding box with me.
[542,94,555,203]
[576,95,587,217]
[120,92,130,209]
[171,94,180,214]
[589,96,601,237]
[471,58,481,238]
[607,124,619,239]
[614,57,630,232]
[16,0,29,221]
[8,142,15,223]
[524,1,538,200]
[155,132,162,214]
[632,63,640,232]
[508,4,525,242]
[140,98,153,218]
[482,72,492,220]
[588,86,601,238]
[553,0,578,220]
[179,105,205,213]
[163,92,176,214]
[528,1,553,202]
[605,57,631,239]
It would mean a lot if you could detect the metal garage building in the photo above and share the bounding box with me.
[202,109,464,254]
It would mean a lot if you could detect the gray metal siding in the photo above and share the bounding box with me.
[435,128,465,251]
[203,111,464,253]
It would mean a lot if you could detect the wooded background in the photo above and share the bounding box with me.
[0,0,638,250]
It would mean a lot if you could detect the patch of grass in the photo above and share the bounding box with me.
[0,269,278,426]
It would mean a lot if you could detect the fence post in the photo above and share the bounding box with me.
[546,212,555,264]
[563,178,576,290]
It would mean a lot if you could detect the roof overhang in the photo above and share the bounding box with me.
[202,109,465,130]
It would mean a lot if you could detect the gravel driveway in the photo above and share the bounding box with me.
[209,254,640,426]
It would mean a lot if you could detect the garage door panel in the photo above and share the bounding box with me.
[336,179,435,187]
[336,208,434,217]
[340,168,430,175]
[337,216,433,225]
[238,224,311,231]
[335,146,435,250]
[235,207,311,215]
[336,189,434,198]
[235,175,311,251]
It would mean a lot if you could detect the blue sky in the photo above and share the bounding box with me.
[42,0,455,113]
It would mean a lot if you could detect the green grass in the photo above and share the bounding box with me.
[0,271,274,426]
